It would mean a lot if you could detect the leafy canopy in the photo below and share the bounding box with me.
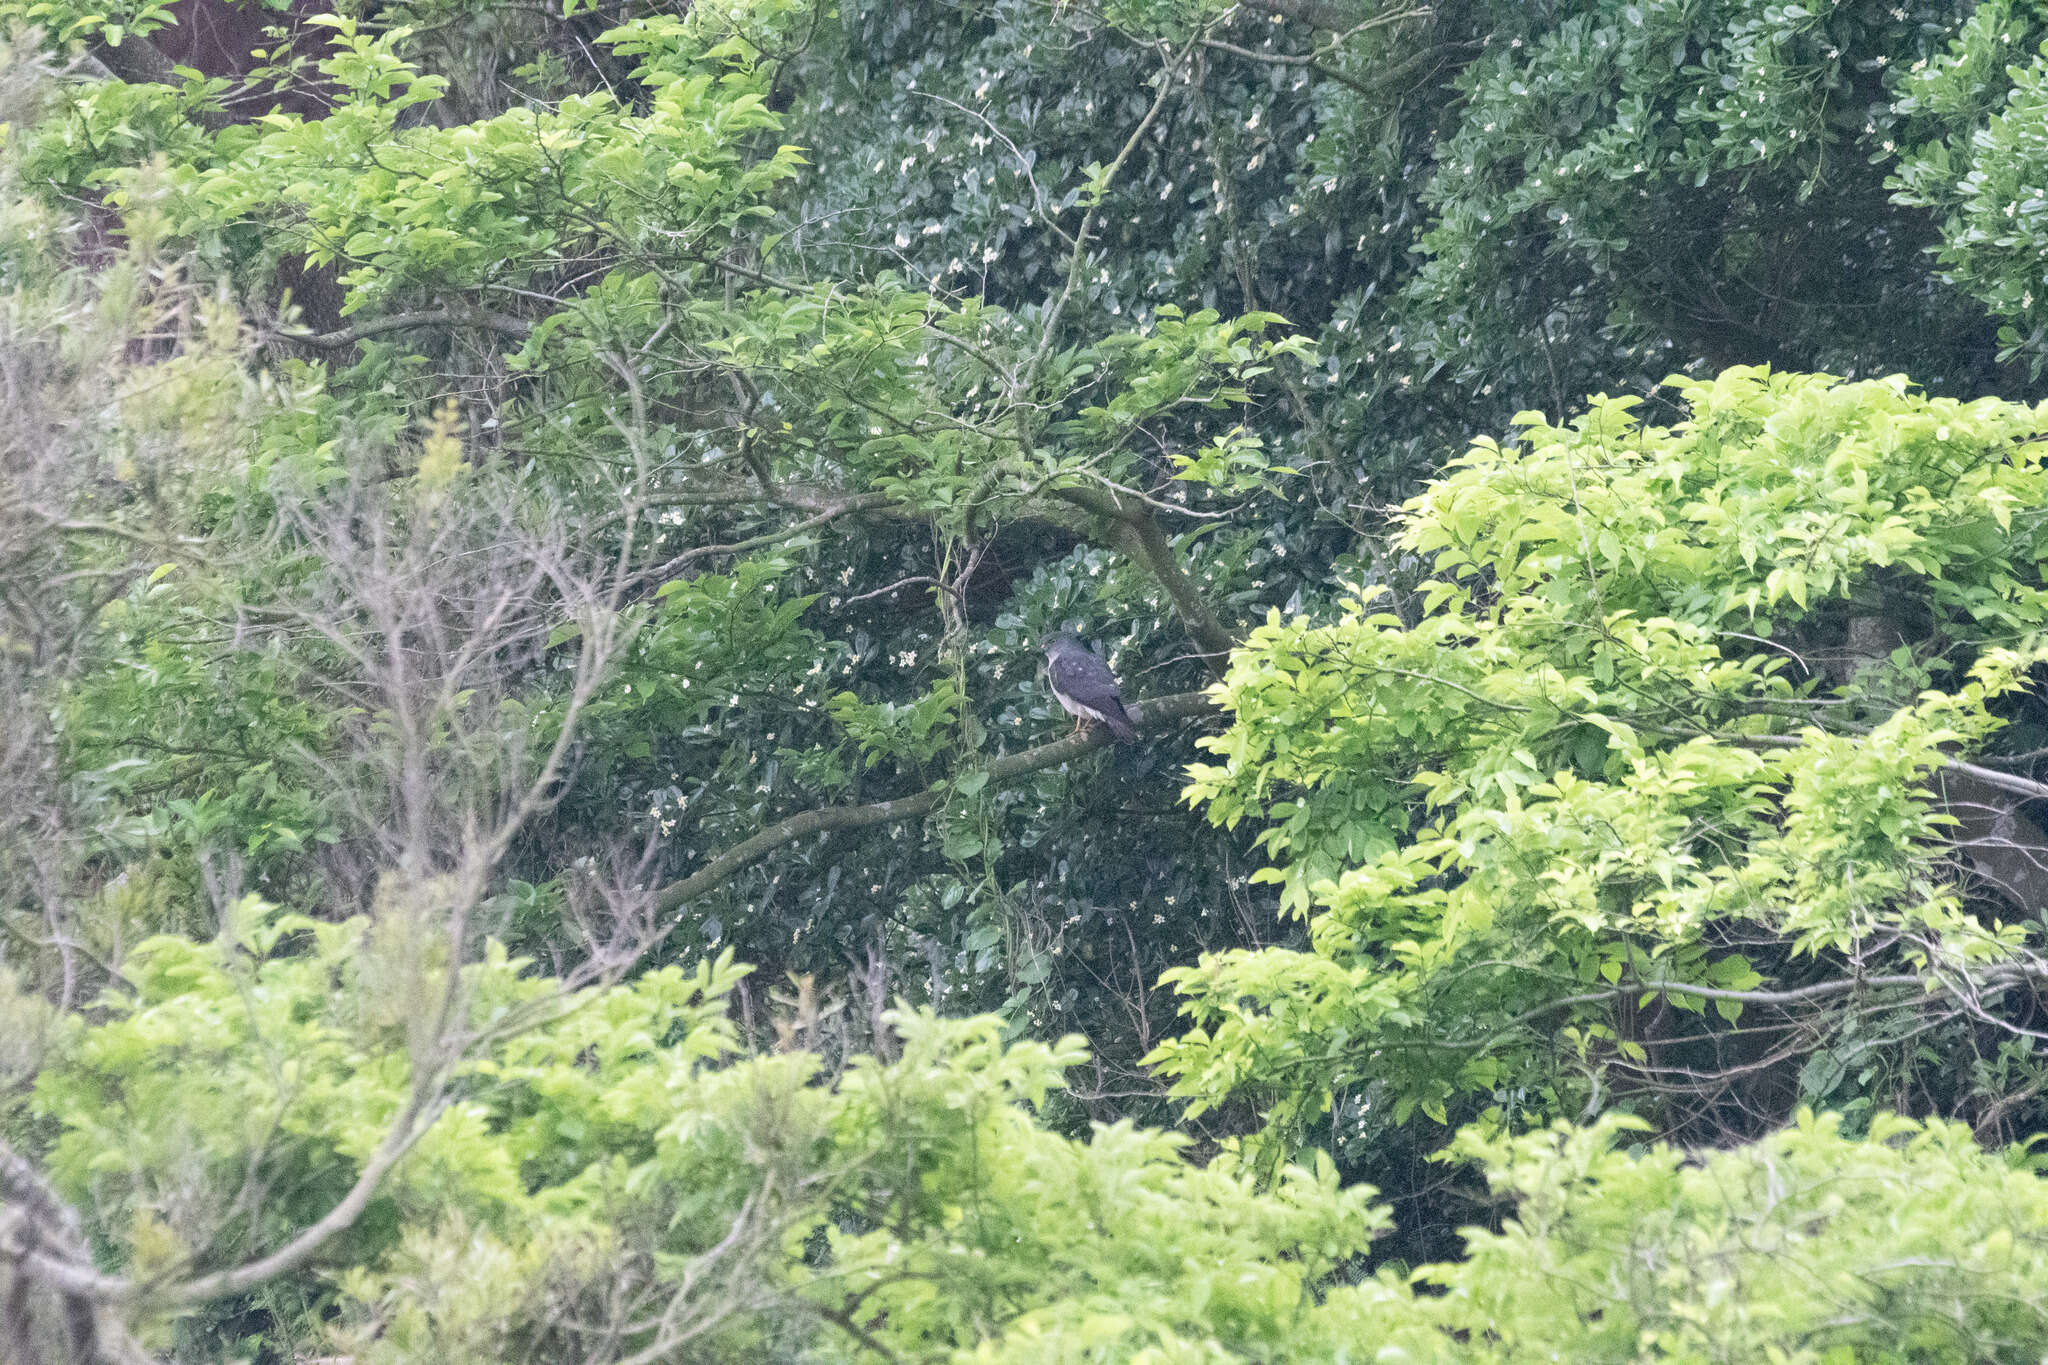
[1162,368,2048,1146]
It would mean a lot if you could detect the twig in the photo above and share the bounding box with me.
[1073,469,1235,519]
[1199,5,1433,98]
[649,502,887,580]
[840,576,951,606]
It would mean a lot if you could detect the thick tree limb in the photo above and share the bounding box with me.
[651,691,1219,916]
[1520,975,1936,1024]
[0,1144,152,1363]
[650,476,1237,672]
[1941,757,2048,805]
[83,34,231,133]
[761,488,902,520]
[1113,514,1239,671]
[1052,486,1239,670]
[642,475,1237,683]
[286,307,536,349]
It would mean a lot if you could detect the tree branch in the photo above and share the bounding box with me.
[283,307,536,350]
[1020,37,1193,402]
[1,1143,156,1363]
[651,691,1219,916]
[1051,486,1238,671]
[10,1086,451,1308]
[1236,0,1408,32]
[1199,6,1436,98]
[1941,757,2048,805]
[648,499,897,579]
[84,34,231,133]
[1520,974,1937,1024]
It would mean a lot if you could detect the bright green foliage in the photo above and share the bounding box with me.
[156,16,801,318]
[10,0,178,49]
[0,0,1317,1079]
[15,0,2044,1092]
[15,72,221,197]
[802,1032,1387,1363]
[1407,1110,2048,1362]
[20,896,1394,1362]
[1162,368,2048,1147]
[30,897,757,1357]
[65,599,344,867]
[35,901,2048,1361]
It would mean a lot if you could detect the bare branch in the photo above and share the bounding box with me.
[1021,38,1194,402]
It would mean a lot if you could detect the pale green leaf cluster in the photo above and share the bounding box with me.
[1163,369,2048,1142]
[18,898,1396,1362]
[151,18,802,317]
[1416,1109,2048,1362]
[34,896,2048,1361]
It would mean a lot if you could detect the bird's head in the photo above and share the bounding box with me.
[1040,629,1088,657]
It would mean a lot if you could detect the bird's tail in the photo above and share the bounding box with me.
[1105,704,1139,744]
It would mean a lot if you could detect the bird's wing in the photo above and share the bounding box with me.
[1050,650,1128,714]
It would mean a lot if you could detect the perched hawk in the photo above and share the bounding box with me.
[1042,631,1139,742]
